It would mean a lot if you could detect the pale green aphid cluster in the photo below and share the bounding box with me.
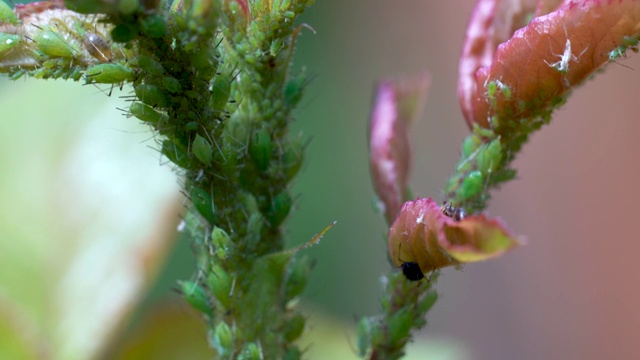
[445,126,504,209]
[0,2,132,82]
[443,78,517,210]
[485,78,512,111]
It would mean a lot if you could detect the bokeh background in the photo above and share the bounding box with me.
[2,1,640,359]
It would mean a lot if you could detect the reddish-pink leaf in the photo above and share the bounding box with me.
[369,74,430,224]
[388,198,521,275]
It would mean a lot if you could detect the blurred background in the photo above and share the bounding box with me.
[2,1,640,359]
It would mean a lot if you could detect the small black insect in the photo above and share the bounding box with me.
[441,201,467,221]
[401,262,425,281]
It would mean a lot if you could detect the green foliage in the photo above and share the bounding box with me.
[0,0,316,355]
[0,0,320,357]
[358,272,438,359]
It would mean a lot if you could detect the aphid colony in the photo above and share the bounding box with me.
[0,2,130,81]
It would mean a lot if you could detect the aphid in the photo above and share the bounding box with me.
[35,28,80,59]
[192,134,213,166]
[84,32,112,62]
[609,35,640,61]
[134,83,168,107]
[544,27,588,74]
[190,187,216,225]
[209,75,231,111]
[85,63,134,84]
[249,128,272,172]
[0,1,19,25]
[441,201,467,221]
[0,33,20,55]
[129,102,168,124]
[268,191,292,227]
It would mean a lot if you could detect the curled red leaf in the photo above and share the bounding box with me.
[368,73,430,224]
[388,198,521,277]
[458,0,544,126]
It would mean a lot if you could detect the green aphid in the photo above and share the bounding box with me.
[249,128,272,171]
[211,226,231,260]
[0,1,18,25]
[161,139,191,168]
[208,264,232,309]
[169,0,182,13]
[140,14,167,38]
[209,75,231,111]
[461,134,483,159]
[211,321,234,357]
[178,280,212,316]
[387,308,413,345]
[283,256,311,302]
[459,170,484,201]
[135,83,168,107]
[190,187,216,224]
[356,317,374,357]
[621,35,640,48]
[476,138,502,175]
[0,33,20,55]
[238,343,261,360]
[162,76,181,93]
[609,35,640,61]
[285,78,304,107]
[10,69,26,80]
[137,55,164,75]
[609,46,625,61]
[35,29,80,59]
[486,80,498,98]
[239,191,259,215]
[190,50,218,79]
[85,63,134,84]
[486,79,511,102]
[270,39,284,56]
[498,80,511,99]
[70,69,83,81]
[245,213,264,249]
[129,102,168,124]
[283,314,305,342]
[42,58,64,69]
[268,190,292,227]
[185,121,199,131]
[281,137,303,181]
[192,134,213,166]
